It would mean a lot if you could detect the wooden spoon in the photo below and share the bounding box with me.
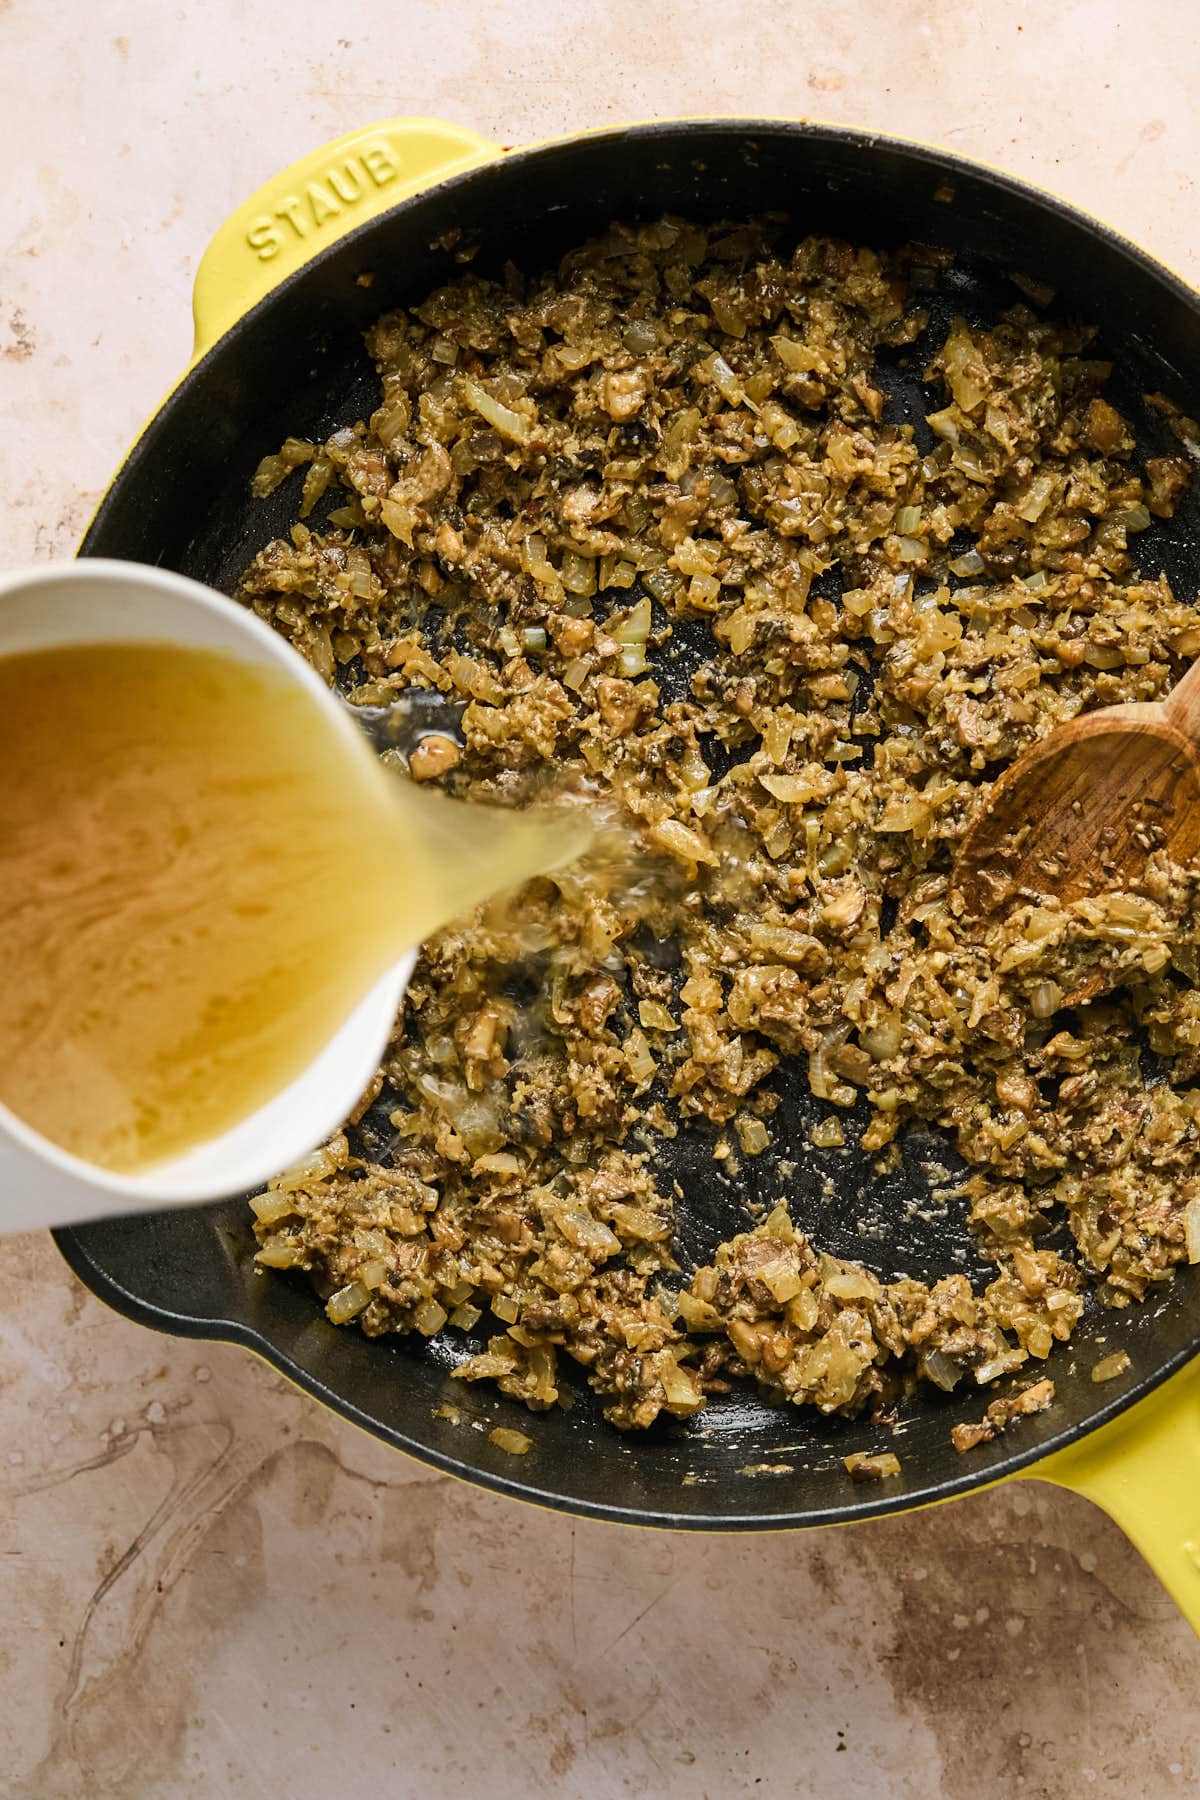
[952,660,1200,948]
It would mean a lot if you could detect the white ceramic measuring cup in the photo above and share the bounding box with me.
[0,560,417,1233]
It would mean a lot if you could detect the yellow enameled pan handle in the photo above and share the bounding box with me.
[1020,1358,1200,1636]
[190,117,501,362]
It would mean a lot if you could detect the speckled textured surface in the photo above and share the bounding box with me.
[2,2,1200,1794]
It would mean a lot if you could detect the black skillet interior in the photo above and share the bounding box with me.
[58,122,1200,1527]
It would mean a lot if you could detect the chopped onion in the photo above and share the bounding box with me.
[673,536,722,578]
[272,1135,349,1193]
[974,1347,1029,1385]
[708,291,748,338]
[748,923,826,968]
[560,550,597,596]
[861,1016,902,1061]
[474,1152,522,1177]
[600,554,638,590]
[609,1203,670,1242]
[556,1208,621,1258]
[877,796,934,835]
[725,608,756,655]
[772,334,816,373]
[735,1116,770,1156]
[818,841,853,876]
[941,323,987,411]
[489,1427,532,1455]
[844,1451,901,1481]
[1017,472,1056,522]
[327,1280,371,1324]
[707,352,744,406]
[688,573,722,609]
[825,1269,877,1301]
[413,1299,448,1336]
[460,377,533,443]
[779,1287,815,1334]
[255,1241,305,1270]
[759,399,800,450]
[926,406,961,444]
[676,1290,724,1332]
[1030,981,1063,1019]
[921,1349,963,1392]
[638,999,677,1032]
[522,533,557,583]
[625,1027,657,1085]
[651,818,718,865]
[250,1191,295,1226]
[679,744,711,791]
[250,437,316,497]
[758,772,823,804]
[614,597,652,643]
[811,1117,845,1148]
[659,1359,705,1412]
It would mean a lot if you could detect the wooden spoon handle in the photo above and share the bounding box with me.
[1164,656,1200,746]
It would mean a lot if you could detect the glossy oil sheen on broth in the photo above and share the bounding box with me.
[0,642,577,1172]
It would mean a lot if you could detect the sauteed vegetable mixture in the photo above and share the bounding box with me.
[240,219,1200,1455]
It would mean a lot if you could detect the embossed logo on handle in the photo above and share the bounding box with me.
[244,141,400,261]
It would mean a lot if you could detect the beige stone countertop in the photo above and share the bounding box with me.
[2,1,1200,1794]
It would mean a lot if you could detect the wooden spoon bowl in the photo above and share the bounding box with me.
[951,665,1200,996]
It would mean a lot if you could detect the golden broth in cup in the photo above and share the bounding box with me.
[0,642,579,1171]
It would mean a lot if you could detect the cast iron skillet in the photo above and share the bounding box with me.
[56,121,1200,1548]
